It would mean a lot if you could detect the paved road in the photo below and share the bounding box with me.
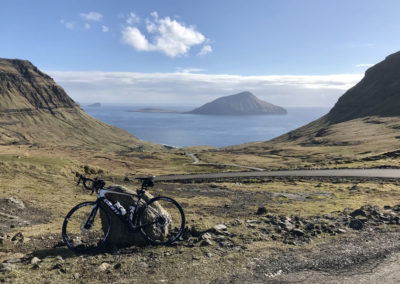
[156,168,400,181]
[278,251,400,283]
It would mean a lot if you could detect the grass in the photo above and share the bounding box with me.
[1,114,400,282]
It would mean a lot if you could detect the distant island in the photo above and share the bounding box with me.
[188,91,287,115]
[87,102,102,107]
[130,92,287,116]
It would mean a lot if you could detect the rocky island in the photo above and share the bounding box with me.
[188,91,287,115]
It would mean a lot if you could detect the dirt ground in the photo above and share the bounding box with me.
[2,175,400,283]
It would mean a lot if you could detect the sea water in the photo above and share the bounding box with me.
[83,105,330,148]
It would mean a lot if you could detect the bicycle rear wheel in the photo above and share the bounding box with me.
[138,196,185,245]
[62,201,111,253]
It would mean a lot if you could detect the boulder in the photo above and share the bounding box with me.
[100,185,170,247]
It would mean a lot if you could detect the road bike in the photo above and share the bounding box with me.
[62,175,185,253]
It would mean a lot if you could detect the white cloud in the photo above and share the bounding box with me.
[126,12,140,25]
[60,19,75,30]
[175,67,205,73]
[102,25,109,32]
[198,45,212,56]
[84,23,91,30]
[122,27,153,51]
[355,63,374,68]
[122,12,208,57]
[48,71,364,107]
[80,12,103,22]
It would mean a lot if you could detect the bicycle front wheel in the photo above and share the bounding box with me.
[138,196,185,245]
[62,201,111,253]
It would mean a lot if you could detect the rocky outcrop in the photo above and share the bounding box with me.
[188,91,287,115]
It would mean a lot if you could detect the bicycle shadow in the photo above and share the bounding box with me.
[31,246,76,259]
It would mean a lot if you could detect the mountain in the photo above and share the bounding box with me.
[188,91,287,115]
[326,51,400,123]
[0,58,153,149]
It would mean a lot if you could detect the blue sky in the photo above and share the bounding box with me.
[1,0,400,106]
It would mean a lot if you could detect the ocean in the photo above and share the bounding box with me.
[83,105,330,148]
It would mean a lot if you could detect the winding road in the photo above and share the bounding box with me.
[156,168,400,182]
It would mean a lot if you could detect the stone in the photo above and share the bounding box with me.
[200,232,212,241]
[291,229,305,237]
[100,185,170,247]
[231,219,243,226]
[200,239,213,246]
[138,261,149,268]
[213,224,228,231]
[350,209,367,218]
[11,232,24,243]
[114,263,122,270]
[304,223,315,231]
[349,219,364,230]
[52,263,63,270]
[98,262,111,272]
[30,257,41,265]
[6,197,25,209]
[282,221,294,231]
[0,263,15,272]
[256,206,267,215]
[337,228,347,234]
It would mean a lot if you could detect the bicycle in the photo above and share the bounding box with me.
[62,175,185,253]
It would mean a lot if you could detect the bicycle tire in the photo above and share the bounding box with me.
[138,196,185,245]
[62,201,111,253]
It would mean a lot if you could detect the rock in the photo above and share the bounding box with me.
[73,273,81,279]
[98,262,111,272]
[349,219,364,230]
[0,263,15,272]
[231,219,243,226]
[32,264,40,270]
[337,228,347,234]
[282,220,294,231]
[138,262,149,268]
[4,257,24,263]
[350,209,367,218]
[305,223,315,231]
[200,239,213,246]
[100,185,170,247]
[11,232,24,243]
[291,229,305,237]
[52,263,63,270]
[214,224,228,231]
[200,232,212,241]
[349,185,359,192]
[30,257,41,265]
[114,263,122,270]
[256,206,267,215]
[6,197,25,209]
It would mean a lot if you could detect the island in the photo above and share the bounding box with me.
[187,91,287,115]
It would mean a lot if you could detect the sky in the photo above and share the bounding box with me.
[2,0,400,107]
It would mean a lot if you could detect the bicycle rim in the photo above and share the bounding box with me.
[62,201,111,253]
[139,197,185,245]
